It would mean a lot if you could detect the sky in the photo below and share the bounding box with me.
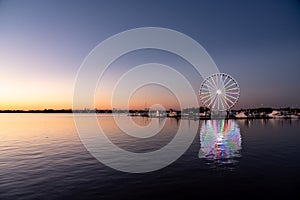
[0,0,300,110]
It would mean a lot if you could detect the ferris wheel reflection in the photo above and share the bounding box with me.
[199,120,242,168]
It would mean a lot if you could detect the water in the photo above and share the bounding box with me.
[1,114,300,199]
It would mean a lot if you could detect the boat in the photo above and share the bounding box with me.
[290,115,299,119]
[267,110,280,118]
[235,112,248,119]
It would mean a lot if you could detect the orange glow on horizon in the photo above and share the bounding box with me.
[0,101,72,110]
[91,84,179,110]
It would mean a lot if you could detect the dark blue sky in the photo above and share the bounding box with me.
[1,0,300,109]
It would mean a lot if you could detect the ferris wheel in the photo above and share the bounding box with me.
[199,73,240,111]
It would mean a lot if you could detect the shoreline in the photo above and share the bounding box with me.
[1,111,298,120]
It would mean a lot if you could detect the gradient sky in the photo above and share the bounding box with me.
[1,0,300,110]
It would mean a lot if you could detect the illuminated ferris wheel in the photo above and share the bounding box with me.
[199,73,240,111]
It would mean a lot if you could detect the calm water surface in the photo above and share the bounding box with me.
[0,114,300,199]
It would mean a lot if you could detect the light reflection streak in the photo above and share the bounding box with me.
[199,120,241,168]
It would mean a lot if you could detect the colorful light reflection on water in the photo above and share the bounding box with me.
[199,120,241,168]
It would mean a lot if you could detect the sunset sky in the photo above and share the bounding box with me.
[1,0,300,110]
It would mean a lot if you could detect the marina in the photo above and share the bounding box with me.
[128,107,300,120]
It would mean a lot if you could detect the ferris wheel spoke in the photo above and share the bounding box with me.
[203,93,217,105]
[224,93,238,100]
[207,94,218,107]
[219,95,227,110]
[224,87,239,92]
[222,94,235,106]
[202,81,215,91]
[200,88,213,93]
[226,86,238,91]
[215,95,219,110]
[220,95,231,109]
[223,79,234,88]
[201,94,214,100]
[216,74,219,89]
[202,93,215,102]
[207,98,214,108]
[205,81,217,91]
[210,76,219,90]
[218,95,224,110]
[200,91,211,95]
[206,78,218,90]
[225,91,240,95]
[211,95,218,109]
[201,87,211,91]
[222,75,229,87]
[224,82,237,90]
[224,77,235,87]
[219,74,224,89]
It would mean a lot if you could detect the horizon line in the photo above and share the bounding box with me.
[0,106,299,113]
